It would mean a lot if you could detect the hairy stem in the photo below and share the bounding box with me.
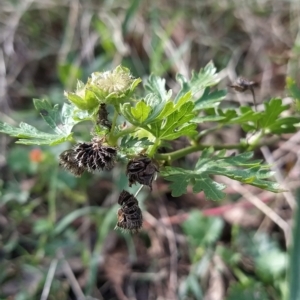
[107,109,119,145]
[114,126,137,139]
[148,138,160,157]
[48,167,58,224]
[155,144,240,161]
[155,136,279,162]
[111,109,119,133]
[250,87,257,112]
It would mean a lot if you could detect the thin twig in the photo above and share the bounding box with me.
[40,259,58,300]
[153,184,178,300]
[250,87,257,111]
[134,185,144,198]
[57,250,86,300]
[261,146,296,209]
[230,182,291,245]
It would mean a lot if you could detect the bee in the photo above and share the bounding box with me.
[115,190,143,233]
[230,77,259,111]
[229,77,258,92]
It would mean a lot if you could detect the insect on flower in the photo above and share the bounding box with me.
[115,190,143,233]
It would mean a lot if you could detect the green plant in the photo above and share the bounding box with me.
[0,62,299,233]
[180,211,288,300]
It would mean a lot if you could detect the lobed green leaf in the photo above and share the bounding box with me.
[161,148,282,200]
[194,87,227,110]
[145,101,197,140]
[175,61,221,103]
[33,99,60,131]
[0,121,73,146]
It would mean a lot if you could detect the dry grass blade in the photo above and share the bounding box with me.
[154,187,178,300]
[261,146,296,209]
[230,182,291,245]
[57,250,86,300]
[40,259,58,300]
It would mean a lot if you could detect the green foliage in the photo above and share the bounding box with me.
[194,87,227,110]
[286,77,300,102]
[179,273,203,300]
[0,121,72,145]
[144,100,197,140]
[175,61,221,102]
[1,2,300,299]
[227,282,270,300]
[231,230,288,297]
[161,148,281,199]
[58,63,82,86]
[288,191,300,300]
[256,250,287,283]
[64,79,100,110]
[182,210,224,247]
[0,63,293,200]
[216,98,300,133]
[120,136,153,154]
[0,99,78,145]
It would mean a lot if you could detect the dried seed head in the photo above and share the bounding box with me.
[230,77,258,92]
[74,139,117,172]
[97,103,112,129]
[126,157,159,190]
[59,149,85,177]
[115,190,143,233]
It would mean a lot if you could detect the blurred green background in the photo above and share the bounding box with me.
[0,0,300,299]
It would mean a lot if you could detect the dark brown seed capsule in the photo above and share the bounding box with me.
[74,139,117,172]
[229,77,258,92]
[115,190,143,233]
[97,103,112,129]
[126,157,158,190]
[59,149,85,177]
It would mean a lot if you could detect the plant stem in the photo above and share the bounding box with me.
[155,144,240,161]
[48,167,58,224]
[288,191,300,300]
[134,185,144,197]
[250,87,257,111]
[111,109,119,133]
[114,126,137,139]
[68,135,77,144]
[148,138,160,157]
[107,109,119,145]
[155,136,279,162]
[196,124,223,142]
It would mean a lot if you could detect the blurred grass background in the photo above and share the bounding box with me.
[1,0,300,299]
